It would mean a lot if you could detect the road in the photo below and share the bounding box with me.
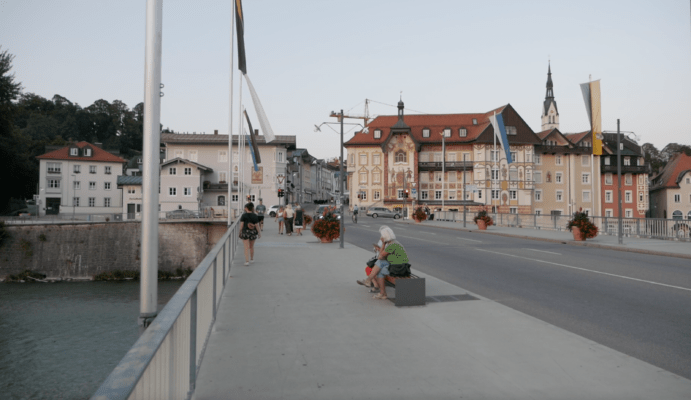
[344,219,691,380]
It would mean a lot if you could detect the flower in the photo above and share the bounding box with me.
[567,208,598,239]
[412,206,427,222]
[473,206,494,226]
[312,206,341,241]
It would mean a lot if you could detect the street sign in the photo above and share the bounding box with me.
[411,188,417,195]
[465,185,478,192]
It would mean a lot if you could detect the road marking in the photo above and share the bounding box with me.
[397,234,439,244]
[526,248,561,255]
[475,248,691,292]
[428,232,437,235]
[361,225,370,227]
[456,237,482,243]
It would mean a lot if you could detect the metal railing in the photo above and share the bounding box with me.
[91,217,241,400]
[432,211,691,241]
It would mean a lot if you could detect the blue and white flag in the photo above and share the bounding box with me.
[490,112,512,163]
[246,133,259,171]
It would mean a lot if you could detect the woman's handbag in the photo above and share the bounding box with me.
[366,256,377,268]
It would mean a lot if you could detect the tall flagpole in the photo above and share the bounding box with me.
[237,78,244,212]
[493,112,497,212]
[228,0,235,223]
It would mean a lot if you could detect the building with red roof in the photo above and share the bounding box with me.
[649,153,691,220]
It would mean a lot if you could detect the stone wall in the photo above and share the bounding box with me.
[0,221,228,280]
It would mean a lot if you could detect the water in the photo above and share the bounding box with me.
[0,280,184,400]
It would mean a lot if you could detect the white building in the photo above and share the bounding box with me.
[36,141,126,217]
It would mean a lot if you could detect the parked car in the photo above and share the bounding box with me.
[268,205,280,217]
[366,207,401,219]
[166,209,199,219]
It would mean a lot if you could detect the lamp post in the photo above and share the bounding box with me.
[602,124,638,246]
[71,174,76,220]
[439,129,447,212]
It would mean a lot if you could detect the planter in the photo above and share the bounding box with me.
[477,220,487,230]
[572,226,585,241]
[319,237,333,243]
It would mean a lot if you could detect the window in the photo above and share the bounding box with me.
[104,182,111,190]
[89,165,96,174]
[420,191,428,200]
[555,155,562,165]
[373,191,381,200]
[624,157,630,166]
[73,197,79,207]
[70,148,78,156]
[605,190,613,203]
[373,154,380,165]
[510,152,517,162]
[625,191,632,203]
[277,152,284,162]
[582,173,590,184]
[448,171,457,182]
[533,154,541,165]
[169,167,177,175]
[605,173,613,185]
[128,187,135,194]
[361,191,367,201]
[491,190,500,200]
[398,189,405,199]
[491,150,499,162]
[184,187,192,196]
[472,118,478,125]
[174,150,183,159]
[672,210,683,220]
[583,191,591,202]
[218,196,225,206]
[231,194,238,202]
[688,211,691,219]
[506,126,517,135]
[89,181,96,190]
[625,209,633,218]
[491,169,499,181]
[625,174,632,185]
[105,166,111,174]
[422,128,430,138]
[395,151,406,163]
[533,171,542,183]
[604,157,610,166]
[435,190,442,200]
[40,160,59,176]
[88,197,95,207]
[219,151,228,162]
[219,172,227,183]
[104,198,111,207]
[556,190,563,202]
[639,192,644,203]
[443,128,451,137]
[509,190,517,200]
[459,128,467,137]
[477,190,482,199]
[169,187,177,196]
[189,150,198,162]
[73,181,81,190]
[674,194,681,203]
[434,171,442,182]
[47,179,60,188]
[73,165,81,174]
[509,168,518,181]
[535,190,542,201]
[84,148,92,156]
[359,172,367,184]
[535,209,542,216]
[582,155,590,166]
[184,167,192,175]
[510,207,518,214]
[555,172,563,183]
[359,154,367,165]
[374,129,381,139]
[605,209,613,217]
[433,153,442,162]
[373,172,381,183]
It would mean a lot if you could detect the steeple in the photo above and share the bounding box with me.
[541,61,559,131]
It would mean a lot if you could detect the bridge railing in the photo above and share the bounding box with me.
[91,217,241,400]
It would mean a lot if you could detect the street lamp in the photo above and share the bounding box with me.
[71,174,76,220]
[439,129,448,212]
[603,122,638,245]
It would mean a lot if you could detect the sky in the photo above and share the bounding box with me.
[1,0,690,160]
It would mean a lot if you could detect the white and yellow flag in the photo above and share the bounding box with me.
[580,80,603,155]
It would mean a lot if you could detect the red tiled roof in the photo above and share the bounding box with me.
[651,153,691,190]
[36,141,126,163]
[536,129,555,140]
[345,105,506,146]
[563,131,590,144]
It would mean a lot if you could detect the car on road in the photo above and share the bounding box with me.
[366,207,401,219]
[166,209,200,219]
[268,205,280,217]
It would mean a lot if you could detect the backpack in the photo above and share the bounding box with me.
[388,263,411,277]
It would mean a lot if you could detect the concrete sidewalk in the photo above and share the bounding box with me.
[394,217,691,260]
[193,224,691,400]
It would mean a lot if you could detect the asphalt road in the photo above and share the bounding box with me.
[344,219,691,381]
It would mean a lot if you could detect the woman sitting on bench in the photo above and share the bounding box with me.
[357,226,409,300]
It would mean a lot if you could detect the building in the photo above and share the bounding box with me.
[160,132,296,215]
[599,133,649,218]
[117,175,143,219]
[344,100,540,216]
[36,141,126,217]
[649,153,691,220]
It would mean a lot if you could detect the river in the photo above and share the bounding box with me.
[0,280,184,400]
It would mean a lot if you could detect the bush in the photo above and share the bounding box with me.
[5,270,46,283]
[567,208,598,239]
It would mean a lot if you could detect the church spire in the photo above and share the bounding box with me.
[541,61,559,131]
[546,62,554,99]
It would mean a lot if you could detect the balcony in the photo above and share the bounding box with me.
[601,164,649,174]
[46,169,61,174]
[534,145,589,155]
[418,161,473,171]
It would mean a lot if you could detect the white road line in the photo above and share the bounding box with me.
[456,237,482,243]
[428,232,437,235]
[397,234,439,244]
[526,248,561,255]
[475,248,691,292]
[360,225,371,227]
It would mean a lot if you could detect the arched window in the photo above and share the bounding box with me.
[218,196,226,206]
[395,151,406,163]
[672,210,682,220]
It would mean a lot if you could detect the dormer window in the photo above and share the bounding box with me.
[70,148,78,156]
[506,126,517,135]
[374,129,381,139]
[472,118,478,125]
[443,128,451,138]
[84,148,92,157]
[422,128,430,138]
[459,128,467,137]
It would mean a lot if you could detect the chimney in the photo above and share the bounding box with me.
[214,130,218,135]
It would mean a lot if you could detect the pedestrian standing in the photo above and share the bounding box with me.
[255,199,266,231]
[276,206,285,235]
[239,202,259,266]
[294,205,304,236]
[284,204,295,236]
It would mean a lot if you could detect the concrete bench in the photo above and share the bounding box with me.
[384,274,426,307]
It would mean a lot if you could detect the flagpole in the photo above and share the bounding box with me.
[237,77,244,212]
[228,0,235,223]
[493,112,497,212]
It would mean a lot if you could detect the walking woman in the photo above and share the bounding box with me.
[276,206,285,234]
[294,205,304,236]
[284,204,295,236]
[239,202,259,266]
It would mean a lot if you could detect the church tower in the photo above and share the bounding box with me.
[541,62,559,131]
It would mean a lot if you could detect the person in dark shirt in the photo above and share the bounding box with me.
[255,199,266,231]
[239,202,259,266]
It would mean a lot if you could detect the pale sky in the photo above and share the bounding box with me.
[2,0,690,160]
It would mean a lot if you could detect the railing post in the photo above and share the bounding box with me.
[222,243,226,281]
[212,259,217,317]
[189,289,197,396]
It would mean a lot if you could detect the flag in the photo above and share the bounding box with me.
[246,134,259,172]
[244,74,276,142]
[580,80,603,155]
[490,112,512,163]
[243,109,261,164]
[235,0,247,74]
